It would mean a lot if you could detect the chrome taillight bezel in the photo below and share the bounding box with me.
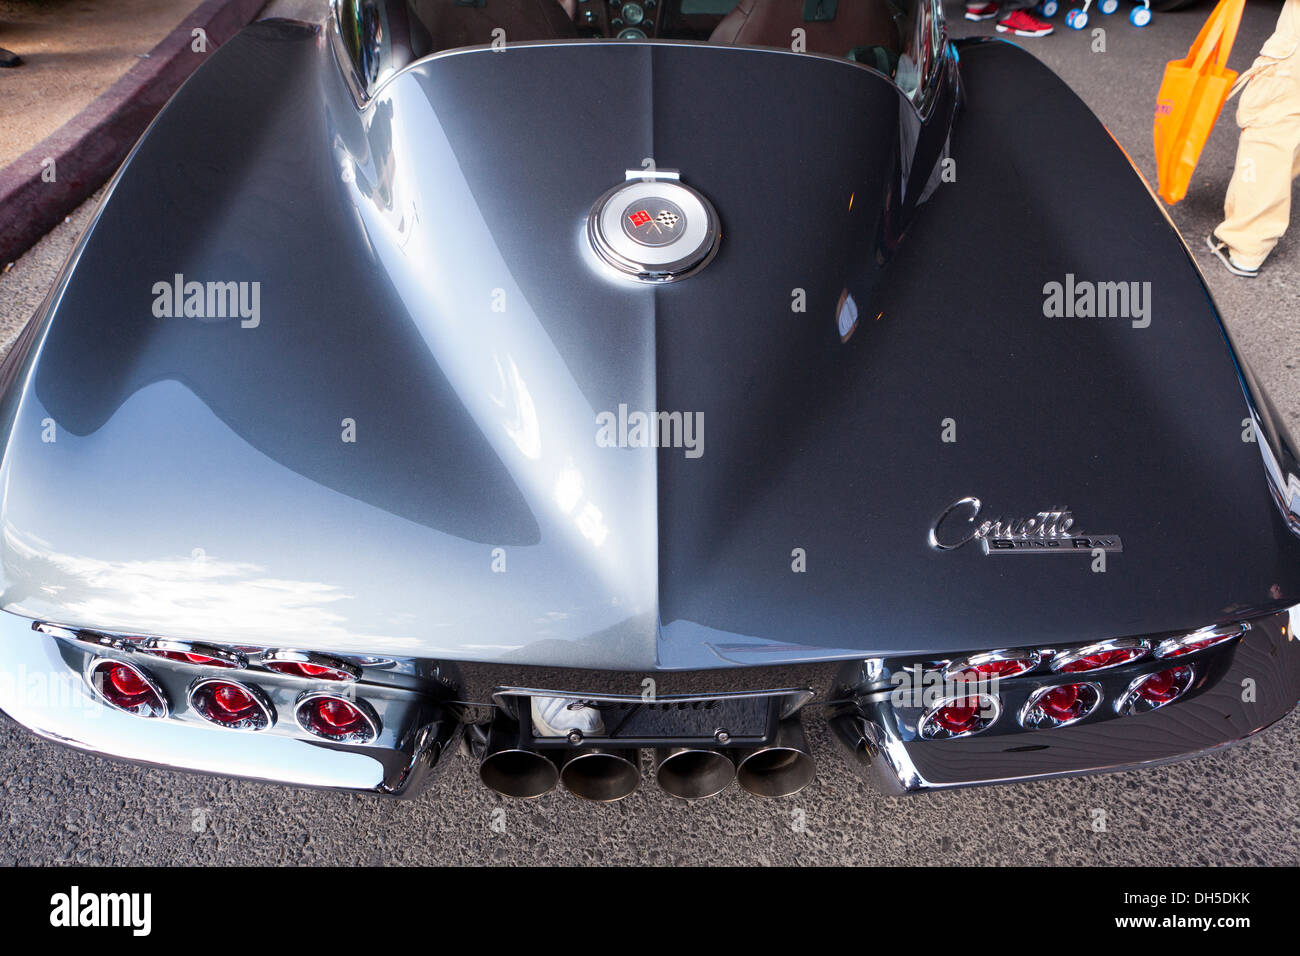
[294,692,380,743]
[85,658,169,719]
[1050,637,1150,674]
[1115,665,1196,716]
[138,639,246,669]
[1154,623,1246,660]
[189,678,275,731]
[918,693,1001,739]
[942,648,1041,682]
[1018,681,1103,729]
[262,649,360,682]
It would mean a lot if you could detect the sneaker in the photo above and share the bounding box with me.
[965,2,1001,20]
[0,48,22,68]
[1205,234,1260,277]
[996,9,1054,35]
[531,696,605,738]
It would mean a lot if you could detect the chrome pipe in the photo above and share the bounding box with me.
[654,746,736,800]
[735,717,816,798]
[478,718,559,799]
[559,747,641,802]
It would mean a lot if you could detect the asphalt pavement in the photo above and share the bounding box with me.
[0,1,1297,866]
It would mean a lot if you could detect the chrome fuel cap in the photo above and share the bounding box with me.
[587,169,720,283]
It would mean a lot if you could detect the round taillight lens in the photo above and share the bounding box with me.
[918,694,1000,739]
[944,649,1040,682]
[295,694,378,743]
[1116,665,1195,716]
[264,653,358,682]
[1155,624,1244,659]
[86,660,168,718]
[1019,682,1102,729]
[189,679,273,730]
[109,665,148,698]
[1051,639,1149,674]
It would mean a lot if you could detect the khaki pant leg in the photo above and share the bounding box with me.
[1214,67,1300,269]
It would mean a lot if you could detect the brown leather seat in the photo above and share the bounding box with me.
[418,0,578,54]
[709,0,901,58]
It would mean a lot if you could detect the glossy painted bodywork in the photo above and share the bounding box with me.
[0,22,1297,678]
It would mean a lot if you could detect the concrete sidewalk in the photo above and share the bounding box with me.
[0,0,266,265]
[0,0,205,167]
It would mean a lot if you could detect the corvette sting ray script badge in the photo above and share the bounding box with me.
[929,496,1124,554]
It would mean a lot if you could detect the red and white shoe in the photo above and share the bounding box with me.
[965,2,1001,20]
[996,8,1054,35]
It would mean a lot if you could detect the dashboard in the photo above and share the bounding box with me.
[573,0,666,39]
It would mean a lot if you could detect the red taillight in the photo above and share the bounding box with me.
[109,665,149,699]
[86,660,167,718]
[1019,682,1102,729]
[944,649,1040,682]
[319,699,360,730]
[214,684,254,714]
[1039,685,1081,720]
[263,652,358,682]
[1155,624,1244,659]
[189,679,273,730]
[1052,639,1149,674]
[1117,665,1195,716]
[970,660,1027,678]
[1059,650,1134,672]
[269,661,344,679]
[934,699,980,731]
[295,694,378,743]
[1138,671,1182,702]
[919,694,1000,739]
[136,641,243,669]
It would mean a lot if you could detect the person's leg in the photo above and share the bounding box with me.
[1212,69,1300,273]
[1215,121,1300,270]
[965,2,1001,21]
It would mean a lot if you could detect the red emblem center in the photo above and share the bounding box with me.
[627,210,652,228]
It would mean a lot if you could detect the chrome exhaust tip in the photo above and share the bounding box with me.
[736,718,815,798]
[559,748,641,802]
[654,746,736,800]
[478,719,560,799]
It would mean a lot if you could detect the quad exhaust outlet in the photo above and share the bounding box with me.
[654,746,737,799]
[478,719,560,799]
[735,719,816,798]
[559,748,641,802]
[477,712,814,801]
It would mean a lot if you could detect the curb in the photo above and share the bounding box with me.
[0,0,266,266]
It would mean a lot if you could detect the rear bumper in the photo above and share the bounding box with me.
[0,610,457,796]
[829,607,1300,793]
[1,606,1297,797]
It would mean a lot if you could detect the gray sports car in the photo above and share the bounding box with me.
[0,0,1297,803]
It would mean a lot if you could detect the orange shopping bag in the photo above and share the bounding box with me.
[1153,0,1247,205]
